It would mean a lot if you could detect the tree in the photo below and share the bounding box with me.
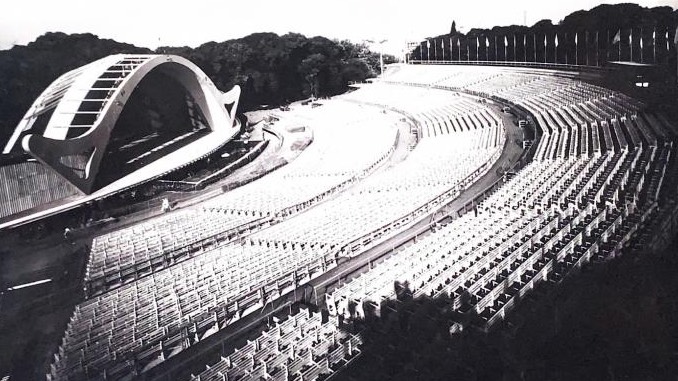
[299,53,326,100]
[0,31,386,142]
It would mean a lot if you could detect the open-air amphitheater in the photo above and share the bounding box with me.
[43,63,677,381]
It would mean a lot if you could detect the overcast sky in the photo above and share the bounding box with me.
[0,0,674,55]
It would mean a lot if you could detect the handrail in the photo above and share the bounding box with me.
[408,60,613,74]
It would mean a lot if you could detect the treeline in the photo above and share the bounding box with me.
[412,4,677,67]
[160,33,396,109]
[0,33,151,151]
[0,32,394,146]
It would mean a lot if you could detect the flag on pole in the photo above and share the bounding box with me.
[523,34,527,62]
[640,27,644,63]
[575,33,578,45]
[544,35,547,46]
[629,29,633,62]
[504,36,508,61]
[666,30,669,50]
[651,28,656,63]
[612,30,621,44]
[555,34,559,47]
[533,34,537,61]
[586,30,590,65]
[494,35,497,59]
[485,36,490,60]
[595,31,599,66]
[427,40,431,48]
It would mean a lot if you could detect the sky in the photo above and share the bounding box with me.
[0,0,675,55]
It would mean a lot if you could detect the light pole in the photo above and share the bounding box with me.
[366,39,388,75]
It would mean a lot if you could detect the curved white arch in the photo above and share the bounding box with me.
[10,54,240,194]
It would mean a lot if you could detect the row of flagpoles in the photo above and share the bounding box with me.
[413,27,678,66]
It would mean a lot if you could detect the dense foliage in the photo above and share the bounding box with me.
[0,32,393,146]
[338,239,678,381]
[0,33,151,150]
[159,33,397,109]
[413,4,678,66]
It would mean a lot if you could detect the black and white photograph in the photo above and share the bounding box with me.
[0,1,677,380]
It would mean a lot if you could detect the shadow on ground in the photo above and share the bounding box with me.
[333,240,678,381]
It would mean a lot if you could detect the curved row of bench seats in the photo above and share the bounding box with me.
[181,65,675,381]
[50,83,506,380]
[188,308,362,381]
[83,102,401,296]
[324,65,673,339]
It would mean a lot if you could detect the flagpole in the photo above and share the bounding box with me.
[630,29,633,62]
[565,32,568,64]
[449,37,453,62]
[533,34,536,62]
[606,30,610,64]
[555,33,558,64]
[505,37,508,62]
[586,30,589,66]
[476,37,479,61]
[513,34,516,62]
[640,26,643,63]
[576,33,579,65]
[494,35,497,61]
[666,30,669,65]
[458,37,461,61]
[596,31,599,66]
[443,39,446,61]
[652,29,656,64]
[426,39,431,63]
[523,35,527,62]
[485,36,490,61]
[544,34,547,63]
